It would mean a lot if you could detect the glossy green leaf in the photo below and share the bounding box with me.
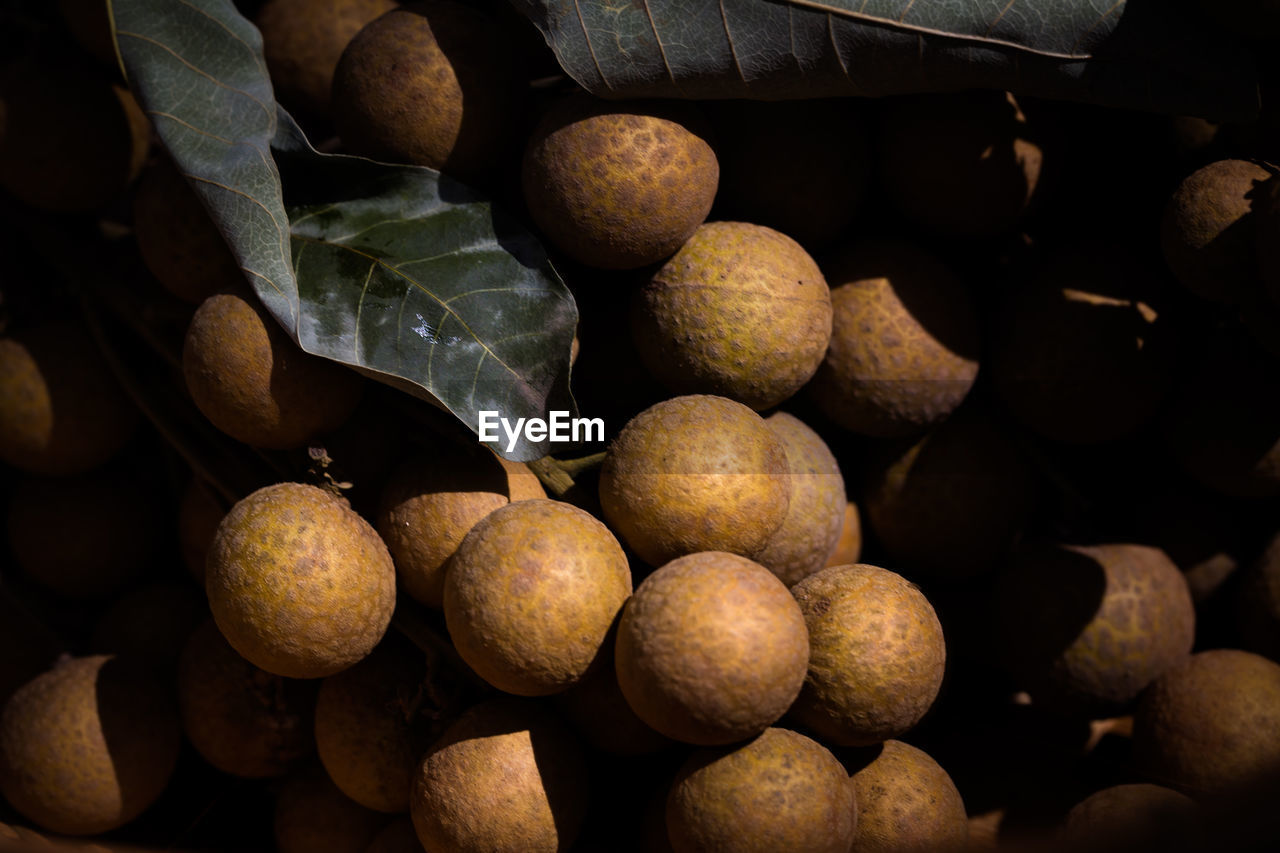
[514,0,1258,120]
[109,0,577,461]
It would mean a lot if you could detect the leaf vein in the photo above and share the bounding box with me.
[115,30,276,119]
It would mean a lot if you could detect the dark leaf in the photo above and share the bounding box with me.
[513,0,1258,120]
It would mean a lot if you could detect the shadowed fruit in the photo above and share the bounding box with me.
[183,289,364,450]
[847,740,968,853]
[444,499,632,696]
[599,395,791,568]
[275,763,390,853]
[615,551,809,746]
[206,482,397,679]
[91,581,206,676]
[666,727,857,853]
[807,239,980,437]
[755,412,847,587]
[0,656,180,836]
[364,818,425,853]
[178,620,317,779]
[376,447,544,608]
[179,478,227,584]
[410,698,590,853]
[1239,531,1280,662]
[826,503,863,568]
[790,564,945,746]
[1059,783,1200,853]
[0,321,138,476]
[522,96,719,269]
[331,0,520,180]
[1259,175,1280,304]
[632,221,831,410]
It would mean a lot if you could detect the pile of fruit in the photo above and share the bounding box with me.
[2,1,1280,851]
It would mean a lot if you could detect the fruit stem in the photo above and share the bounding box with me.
[527,452,606,498]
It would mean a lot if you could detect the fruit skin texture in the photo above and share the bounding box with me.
[598,394,791,568]
[444,499,632,696]
[790,564,945,747]
[665,727,857,853]
[807,239,980,437]
[1059,783,1199,853]
[522,96,719,269]
[632,221,832,410]
[1132,649,1280,800]
[183,290,364,450]
[178,620,317,779]
[331,0,519,180]
[411,698,589,853]
[994,543,1196,716]
[0,322,138,476]
[376,449,545,608]
[0,656,180,836]
[755,412,847,587]
[1160,159,1274,304]
[206,482,397,679]
[614,551,809,746]
[847,740,968,853]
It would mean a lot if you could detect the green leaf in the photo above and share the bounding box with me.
[514,0,1259,120]
[108,0,577,461]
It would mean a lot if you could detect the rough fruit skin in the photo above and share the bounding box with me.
[1133,649,1280,800]
[444,499,632,696]
[632,221,832,411]
[1059,783,1199,853]
[206,482,397,679]
[376,449,545,608]
[411,699,589,853]
[274,763,390,853]
[522,96,719,269]
[183,290,364,449]
[331,1,518,180]
[755,412,847,587]
[826,503,863,568]
[614,551,809,746]
[1160,159,1274,304]
[0,323,138,476]
[807,239,980,437]
[598,395,791,568]
[790,564,945,747]
[848,740,968,853]
[178,620,317,779]
[0,656,180,836]
[994,543,1196,716]
[666,727,857,853]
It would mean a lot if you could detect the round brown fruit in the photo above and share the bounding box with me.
[205,482,397,679]
[274,762,390,853]
[1059,783,1200,853]
[847,740,968,853]
[614,551,809,746]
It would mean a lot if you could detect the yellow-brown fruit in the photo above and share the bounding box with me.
[315,638,462,813]
[807,239,980,437]
[0,57,148,212]
[206,482,397,679]
[375,447,544,608]
[522,96,719,270]
[178,478,227,584]
[255,0,398,122]
[598,395,791,568]
[826,503,863,568]
[554,646,673,756]
[995,543,1195,716]
[91,581,206,676]
[879,91,1042,238]
[860,405,1037,579]
[847,740,968,853]
[178,620,317,779]
[0,322,138,476]
[615,551,809,746]
[331,1,519,180]
[364,818,424,853]
[0,656,180,836]
[790,564,945,746]
[755,412,847,587]
[445,499,631,696]
[1059,783,1200,853]
[182,290,364,449]
[8,470,158,598]
[1160,159,1274,303]
[275,763,390,853]
[1133,649,1280,799]
[410,698,589,853]
[632,221,832,410]
[991,245,1175,444]
[133,157,244,305]
[666,727,857,853]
